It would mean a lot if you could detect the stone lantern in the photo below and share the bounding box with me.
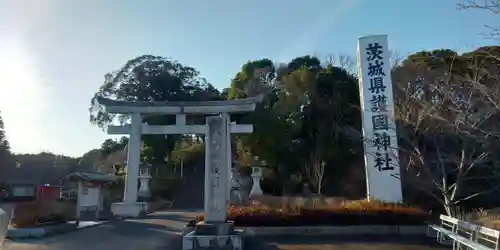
[138,164,152,199]
[250,165,263,197]
[229,160,247,205]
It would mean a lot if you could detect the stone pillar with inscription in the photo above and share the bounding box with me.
[204,115,229,222]
[356,35,403,203]
[183,115,243,250]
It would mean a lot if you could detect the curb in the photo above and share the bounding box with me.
[182,225,426,237]
[7,221,108,239]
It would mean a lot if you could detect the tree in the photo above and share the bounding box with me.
[77,149,102,170]
[0,110,10,179]
[0,110,10,155]
[227,58,276,100]
[228,56,361,195]
[305,151,326,195]
[100,137,128,158]
[295,64,361,193]
[392,47,500,215]
[459,0,499,40]
[89,55,222,170]
[228,58,306,193]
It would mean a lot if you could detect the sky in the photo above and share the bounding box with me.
[0,0,497,157]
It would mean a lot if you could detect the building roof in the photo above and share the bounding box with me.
[61,170,117,183]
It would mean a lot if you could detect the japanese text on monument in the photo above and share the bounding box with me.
[365,42,394,173]
[208,124,223,213]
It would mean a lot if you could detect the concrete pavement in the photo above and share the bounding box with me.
[2,211,447,250]
[2,211,200,250]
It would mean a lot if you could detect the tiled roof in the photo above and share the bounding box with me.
[61,170,116,183]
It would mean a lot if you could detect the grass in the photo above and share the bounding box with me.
[456,208,500,230]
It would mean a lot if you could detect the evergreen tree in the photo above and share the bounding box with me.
[0,111,9,153]
[0,111,10,185]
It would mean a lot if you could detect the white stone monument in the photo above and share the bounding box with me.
[249,166,263,197]
[356,35,403,203]
[204,116,229,222]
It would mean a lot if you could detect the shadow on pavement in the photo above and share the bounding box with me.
[246,236,449,250]
[105,220,175,237]
[4,211,450,250]
[142,212,196,223]
[35,216,189,250]
[2,211,196,250]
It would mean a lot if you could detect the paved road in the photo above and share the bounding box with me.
[2,211,199,250]
[2,211,448,250]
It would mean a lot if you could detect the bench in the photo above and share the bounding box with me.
[428,214,500,250]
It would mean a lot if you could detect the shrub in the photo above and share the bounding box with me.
[150,177,181,200]
[251,194,347,209]
[10,201,75,228]
[172,144,204,166]
[196,200,428,227]
[458,208,500,230]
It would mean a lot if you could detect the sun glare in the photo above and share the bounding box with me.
[0,38,50,154]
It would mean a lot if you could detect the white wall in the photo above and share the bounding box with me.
[80,187,100,207]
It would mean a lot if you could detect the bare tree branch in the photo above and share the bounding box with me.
[305,150,326,195]
[458,0,500,40]
[388,51,500,215]
[324,54,356,76]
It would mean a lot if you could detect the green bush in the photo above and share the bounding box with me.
[171,143,204,166]
[150,177,181,200]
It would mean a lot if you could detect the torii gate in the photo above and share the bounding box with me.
[96,95,263,217]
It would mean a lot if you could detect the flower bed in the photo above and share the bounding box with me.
[196,200,428,227]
